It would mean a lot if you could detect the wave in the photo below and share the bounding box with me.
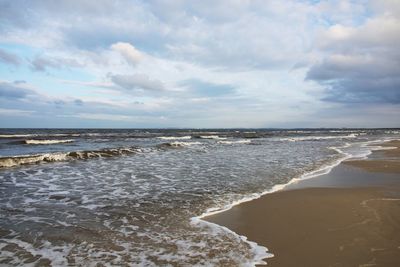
[0,133,81,138]
[279,133,357,142]
[0,134,36,138]
[157,136,192,140]
[0,147,140,168]
[157,141,202,148]
[218,140,251,145]
[198,135,227,140]
[0,140,206,168]
[24,139,74,145]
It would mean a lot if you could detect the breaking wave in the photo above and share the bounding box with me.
[279,133,358,142]
[157,136,192,140]
[0,134,35,138]
[157,141,202,148]
[0,134,81,138]
[198,135,227,140]
[0,147,140,168]
[218,140,251,145]
[24,139,74,145]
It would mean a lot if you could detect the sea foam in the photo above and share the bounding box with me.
[24,139,74,145]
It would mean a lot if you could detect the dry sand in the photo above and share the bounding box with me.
[206,140,400,267]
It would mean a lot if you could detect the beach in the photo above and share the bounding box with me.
[206,140,400,266]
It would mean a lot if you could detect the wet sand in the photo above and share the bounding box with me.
[206,140,400,266]
[344,140,400,173]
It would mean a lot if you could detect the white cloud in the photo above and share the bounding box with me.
[69,113,135,121]
[111,42,143,66]
[0,108,34,116]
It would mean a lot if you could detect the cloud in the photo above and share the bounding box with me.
[179,79,235,97]
[111,42,143,66]
[0,80,38,99]
[0,80,88,111]
[0,0,399,127]
[30,55,83,72]
[0,1,320,70]
[111,74,165,91]
[65,112,136,121]
[307,2,400,104]
[0,108,34,116]
[74,99,84,106]
[0,48,21,66]
[31,56,61,71]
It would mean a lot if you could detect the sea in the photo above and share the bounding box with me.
[0,128,399,266]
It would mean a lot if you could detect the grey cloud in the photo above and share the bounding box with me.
[31,56,62,72]
[31,55,83,72]
[74,99,84,106]
[0,1,35,31]
[111,74,165,91]
[0,80,86,109]
[0,79,168,127]
[53,100,66,106]
[0,81,37,99]
[307,56,400,103]
[14,80,26,84]
[307,6,400,104]
[0,48,21,66]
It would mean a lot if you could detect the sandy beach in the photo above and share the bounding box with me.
[206,140,400,266]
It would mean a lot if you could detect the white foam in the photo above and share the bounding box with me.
[218,140,251,145]
[158,136,192,140]
[167,141,202,147]
[0,133,80,138]
[0,153,69,168]
[191,217,272,266]
[344,139,398,160]
[25,139,74,145]
[52,133,81,137]
[0,134,36,138]
[0,146,143,168]
[385,130,400,134]
[49,190,70,196]
[191,138,397,266]
[0,238,72,267]
[199,135,227,140]
[279,133,358,142]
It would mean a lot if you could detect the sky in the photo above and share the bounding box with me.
[0,0,399,128]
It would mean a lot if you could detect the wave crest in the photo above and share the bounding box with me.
[0,147,140,168]
[218,140,251,145]
[198,135,227,140]
[157,136,192,140]
[157,141,202,148]
[24,139,74,145]
[279,134,358,142]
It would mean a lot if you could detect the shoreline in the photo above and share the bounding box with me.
[202,139,400,266]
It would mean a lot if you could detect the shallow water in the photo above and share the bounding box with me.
[0,129,398,266]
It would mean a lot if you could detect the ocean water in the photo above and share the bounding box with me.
[0,129,399,266]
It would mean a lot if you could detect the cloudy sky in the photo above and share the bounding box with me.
[0,0,399,128]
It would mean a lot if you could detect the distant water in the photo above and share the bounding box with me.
[0,129,399,266]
